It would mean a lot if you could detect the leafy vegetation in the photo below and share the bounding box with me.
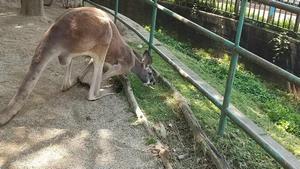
[269,32,291,66]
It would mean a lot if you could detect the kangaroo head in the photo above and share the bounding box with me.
[132,50,156,86]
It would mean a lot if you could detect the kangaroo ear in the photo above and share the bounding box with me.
[142,50,152,66]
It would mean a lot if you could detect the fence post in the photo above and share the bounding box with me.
[234,0,240,15]
[294,3,300,32]
[149,0,158,55]
[217,0,247,136]
[114,0,119,23]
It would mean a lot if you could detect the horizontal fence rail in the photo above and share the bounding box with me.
[83,0,300,168]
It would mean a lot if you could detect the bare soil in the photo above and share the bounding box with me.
[0,5,162,169]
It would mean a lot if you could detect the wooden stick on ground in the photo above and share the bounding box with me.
[120,75,173,169]
[152,68,230,169]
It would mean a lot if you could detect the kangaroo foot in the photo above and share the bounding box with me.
[78,77,113,88]
[87,88,116,101]
[78,77,122,92]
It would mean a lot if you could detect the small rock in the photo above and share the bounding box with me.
[175,148,182,152]
[168,123,173,128]
[137,44,143,49]
[15,25,22,29]
[177,153,189,160]
[196,158,201,163]
[159,122,167,139]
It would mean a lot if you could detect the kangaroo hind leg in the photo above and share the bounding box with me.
[77,58,93,84]
[87,46,108,101]
[77,61,117,97]
[93,63,124,98]
[61,53,89,92]
[61,57,77,91]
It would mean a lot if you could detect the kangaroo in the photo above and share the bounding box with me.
[0,7,155,125]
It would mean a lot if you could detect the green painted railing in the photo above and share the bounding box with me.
[83,0,300,168]
[149,0,158,55]
[218,0,248,136]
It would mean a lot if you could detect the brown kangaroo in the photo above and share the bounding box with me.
[0,7,155,125]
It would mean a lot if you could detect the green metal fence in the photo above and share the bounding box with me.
[83,0,300,168]
[168,0,300,33]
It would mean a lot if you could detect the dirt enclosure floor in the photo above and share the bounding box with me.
[0,4,162,169]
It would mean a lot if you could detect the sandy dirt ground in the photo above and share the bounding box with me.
[0,4,162,169]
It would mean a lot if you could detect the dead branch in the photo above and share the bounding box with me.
[152,68,230,169]
[120,75,173,169]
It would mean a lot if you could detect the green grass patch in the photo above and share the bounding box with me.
[128,28,299,167]
[128,72,176,122]
[129,42,280,168]
[154,29,300,139]
[154,30,300,156]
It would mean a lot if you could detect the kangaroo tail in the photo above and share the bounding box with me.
[0,41,57,125]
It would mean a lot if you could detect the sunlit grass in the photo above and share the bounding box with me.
[128,72,176,122]
[154,30,300,155]
[128,34,299,168]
